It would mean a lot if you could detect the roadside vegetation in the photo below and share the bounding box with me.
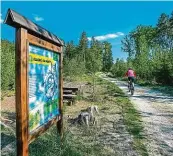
[111,11,173,86]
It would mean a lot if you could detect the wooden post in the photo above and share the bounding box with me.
[57,47,63,138]
[15,28,29,156]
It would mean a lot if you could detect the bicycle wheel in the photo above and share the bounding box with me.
[128,83,130,92]
[130,81,134,95]
[131,87,134,95]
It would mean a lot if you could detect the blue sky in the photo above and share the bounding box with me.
[1,1,173,61]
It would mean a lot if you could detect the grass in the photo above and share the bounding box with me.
[2,124,105,156]
[64,74,93,83]
[1,90,15,100]
[29,127,82,156]
[97,78,148,156]
[2,74,148,156]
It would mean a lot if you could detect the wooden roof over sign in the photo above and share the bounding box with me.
[4,8,64,46]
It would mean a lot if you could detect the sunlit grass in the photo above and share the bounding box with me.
[97,78,148,156]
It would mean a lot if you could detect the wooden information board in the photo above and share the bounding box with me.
[4,9,63,156]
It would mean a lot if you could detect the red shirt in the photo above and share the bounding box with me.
[125,70,136,77]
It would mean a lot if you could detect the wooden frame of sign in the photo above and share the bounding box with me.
[4,9,63,156]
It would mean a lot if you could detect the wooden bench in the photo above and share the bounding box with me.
[63,87,79,105]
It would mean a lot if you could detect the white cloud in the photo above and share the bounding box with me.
[116,32,124,36]
[88,32,124,41]
[88,37,92,41]
[33,14,44,22]
[0,14,4,24]
[0,19,3,23]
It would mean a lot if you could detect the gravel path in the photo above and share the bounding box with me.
[103,76,173,156]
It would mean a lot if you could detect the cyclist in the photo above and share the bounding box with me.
[125,68,136,91]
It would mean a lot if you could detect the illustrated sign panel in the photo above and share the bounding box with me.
[29,44,60,133]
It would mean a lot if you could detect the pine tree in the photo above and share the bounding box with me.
[102,41,113,72]
[78,31,88,66]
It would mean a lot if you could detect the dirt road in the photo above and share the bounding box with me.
[101,75,173,156]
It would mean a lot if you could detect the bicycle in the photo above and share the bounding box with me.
[128,79,134,95]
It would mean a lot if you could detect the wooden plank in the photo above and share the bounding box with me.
[63,87,78,92]
[63,87,78,90]
[63,89,73,92]
[63,94,76,100]
[15,28,28,156]
[57,46,63,137]
[63,90,73,94]
[58,49,63,113]
[27,33,61,53]
[63,94,76,97]
[26,40,29,144]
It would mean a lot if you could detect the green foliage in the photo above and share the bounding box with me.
[116,11,173,85]
[102,41,113,72]
[87,37,103,73]
[78,31,88,65]
[63,32,113,77]
[1,40,15,90]
[64,57,86,78]
[111,58,127,77]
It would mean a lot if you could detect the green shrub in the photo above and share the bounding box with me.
[1,40,15,91]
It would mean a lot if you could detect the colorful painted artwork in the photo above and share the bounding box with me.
[29,44,60,133]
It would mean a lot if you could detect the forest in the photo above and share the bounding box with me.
[1,32,113,91]
[1,11,173,92]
